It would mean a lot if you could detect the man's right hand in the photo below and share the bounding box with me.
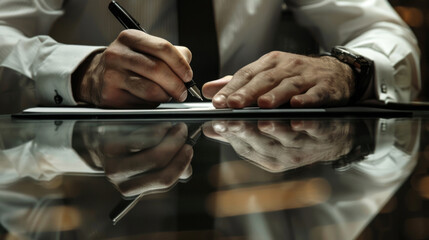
[72,30,193,108]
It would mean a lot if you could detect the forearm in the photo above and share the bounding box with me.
[0,25,104,106]
[0,0,105,106]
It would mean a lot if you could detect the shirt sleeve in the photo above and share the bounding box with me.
[287,0,421,103]
[0,0,104,106]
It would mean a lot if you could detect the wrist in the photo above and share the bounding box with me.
[320,55,356,99]
[72,50,104,104]
[328,47,375,103]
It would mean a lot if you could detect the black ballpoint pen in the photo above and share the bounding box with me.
[108,0,203,101]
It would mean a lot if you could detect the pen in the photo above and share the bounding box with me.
[108,0,204,101]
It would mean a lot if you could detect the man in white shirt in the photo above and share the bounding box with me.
[0,0,421,110]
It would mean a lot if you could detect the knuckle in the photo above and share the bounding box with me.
[117,30,133,42]
[266,51,282,60]
[156,40,174,53]
[261,71,278,85]
[236,67,255,81]
[103,48,120,63]
[289,57,305,67]
[288,77,304,91]
[177,46,193,63]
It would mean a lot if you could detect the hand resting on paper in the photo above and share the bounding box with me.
[202,52,355,109]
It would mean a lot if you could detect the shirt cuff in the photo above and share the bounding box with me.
[35,44,105,106]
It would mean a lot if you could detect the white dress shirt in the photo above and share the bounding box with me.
[0,0,421,108]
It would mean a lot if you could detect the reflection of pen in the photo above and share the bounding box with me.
[109,125,202,225]
[108,0,204,101]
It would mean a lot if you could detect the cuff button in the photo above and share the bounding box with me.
[54,90,63,104]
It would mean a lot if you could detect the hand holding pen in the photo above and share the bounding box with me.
[71,1,199,108]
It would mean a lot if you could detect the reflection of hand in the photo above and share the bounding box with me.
[77,122,193,198]
[202,52,354,108]
[203,120,354,172]
[73,30,193,108]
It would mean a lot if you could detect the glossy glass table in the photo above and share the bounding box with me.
[0,114,428,240]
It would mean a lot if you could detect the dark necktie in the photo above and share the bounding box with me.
[177,0,220,91]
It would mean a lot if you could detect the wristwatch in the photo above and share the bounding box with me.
[329,46,374,103]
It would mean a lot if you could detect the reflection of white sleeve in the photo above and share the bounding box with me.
[298,119,420,240]
[288,0,421,103]
[0,120,101,184]
[0,0,104,106]
[353,118,419,183]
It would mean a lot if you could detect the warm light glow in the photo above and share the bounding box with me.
[208,160,283,188]
[404,218,429,240]
[21,206,81,232]
[417,176,429,199]
[206,178,331,217]
[395,6,424,27]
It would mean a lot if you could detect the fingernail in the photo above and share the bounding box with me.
[259,121,275,132]
[229,94,244,107]
[213,94,227,107]
[179,90,188,102]
[259,95,274,108]
[291,120,304,129]
[213,122,227,133]
[292,96,304,106]
[229,122,244,132]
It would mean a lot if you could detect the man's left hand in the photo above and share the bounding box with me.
[202,52,355,109]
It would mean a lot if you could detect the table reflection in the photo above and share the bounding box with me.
[0,117,421,239]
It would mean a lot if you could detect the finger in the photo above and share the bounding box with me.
[212,59,274,108]
[118,30,193,82]
[175,46,192,63]
[122,73,172,102]
[257,121,324,168]
[201,121,228,143]
[117,144,193,198]
[290,120,324,138]
[225,67,293,109]
[257,76,312,109]
[290,84,345,108]
[98,86,160,109]
[292,120,350,141]
[257,120,308,148]
[210,121,288,173]
[107,49,188,102]
[104,123,188,180]
[216,121,284,159]
[202,76,232,99]
[179,164,193,181]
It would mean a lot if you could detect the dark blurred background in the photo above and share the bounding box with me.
[390,0,428,100]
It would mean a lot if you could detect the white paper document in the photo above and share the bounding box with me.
[13,102,410,119]
[24,102,219,113]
